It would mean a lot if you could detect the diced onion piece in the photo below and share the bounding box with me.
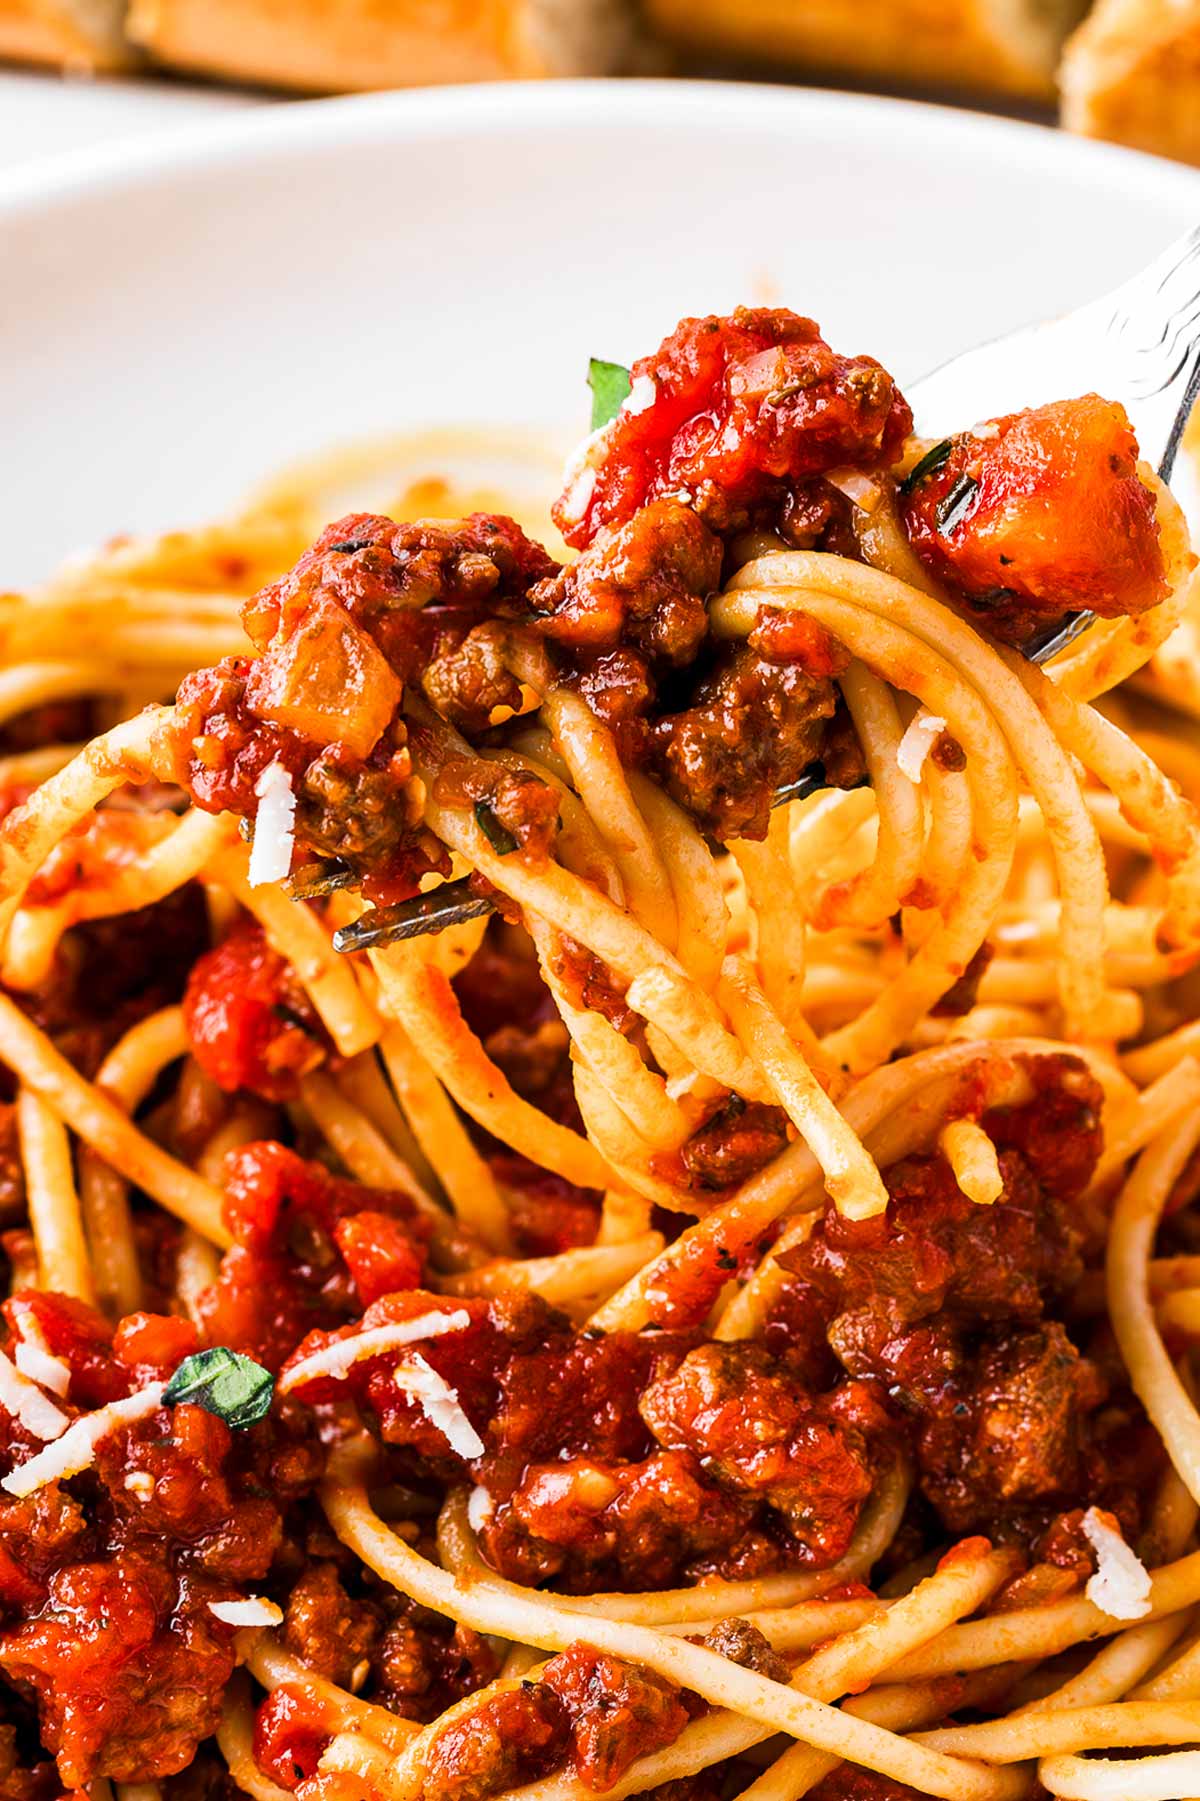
[13,1317,70,1396]
[278,1311,473,1395]
[2,1381,164,1497]
[247,595,402,759]
[467,1485,494,1532]
[0,1352,68,1441]
[829,469,883,512]
[729,347,787,398]
[896,712,948,783]
[248,761,296,890]
[395,1353,484,1460]
[1083,1507,1152,1620]
[208,1597,284,1628]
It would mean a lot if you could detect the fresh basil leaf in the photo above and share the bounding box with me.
[163,1346,274,1430]
[474,800,519,856]
[937,473,979,534]
[900,438,954,494]
[588,358,631,433]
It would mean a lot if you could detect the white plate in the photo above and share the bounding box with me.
[0,69,262,174]
[2,80,1199,588]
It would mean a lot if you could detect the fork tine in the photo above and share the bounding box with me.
[913,224,1200,665]
[910,223,1200,478]
[1157,348,1200,488]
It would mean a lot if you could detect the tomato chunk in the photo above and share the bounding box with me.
[182,922,328,1102]
[901,396,1168,641]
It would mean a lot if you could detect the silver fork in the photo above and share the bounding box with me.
[908,224,1200,663]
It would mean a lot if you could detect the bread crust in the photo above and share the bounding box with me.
[0,0,131,69]
[1060,0,1200,164]
[642,0,1083,100]
[125,0,635,89]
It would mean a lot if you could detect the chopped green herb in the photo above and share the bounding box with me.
[587,358,631,432]
[900,438,954,494]
[715,1247,738,1273]
[332,878,494,954]
[163,1347,274,1430]
[937,474,979,534]
[474,800,518,856]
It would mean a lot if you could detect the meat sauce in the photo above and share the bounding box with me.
[163,315,1160,871]
[550,309,912,546]
[167,311,1165,876]
[0,1298,304,1787]
[0,308,1178,1801]
[202,1140,432,1372]
[0,974,1164,1799]
[421,1643,694,1799]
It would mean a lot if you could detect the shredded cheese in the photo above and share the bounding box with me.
[1,1381,164,1498]
[395,1353,484,1460]
[13,1317,69,1396]
[0,1352,68,1442]
[467,1485,494,1532]
[277,1311,473,1395]
[556,424,611,528]
[1083,1507,1152,1620]
[896,712,948,784]
[623,373,656,416]
[208,1597,284,1628]
[248,760,296,889]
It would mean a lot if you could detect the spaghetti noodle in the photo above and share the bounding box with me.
[0,306,1196,1800]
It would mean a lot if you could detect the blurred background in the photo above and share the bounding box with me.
[0,0,1197,171]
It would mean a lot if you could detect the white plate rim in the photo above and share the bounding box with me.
[2,78,1199,225]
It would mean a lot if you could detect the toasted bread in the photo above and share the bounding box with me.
[0,0,131,70]
[125,0,638,90]
[1061,0,1200,164]
[643,0,1087,101]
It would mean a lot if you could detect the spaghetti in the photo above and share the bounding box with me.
[0,306,1196,1800]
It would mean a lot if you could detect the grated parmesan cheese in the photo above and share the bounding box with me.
[248,760,296,889]
[208,1597,284,1628]
[556,424,611,527]
[558,463,597,526]
[13,1317,69,1396]
[277,1311,473,1395]
[395,1353,484,1460]
[896,712,948,784]
[467,1485,494,1532]
[0,1352,68,1442]
[623,373,656,416]
[1083,1507,1152,1620]
[1,1381,164,1498]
